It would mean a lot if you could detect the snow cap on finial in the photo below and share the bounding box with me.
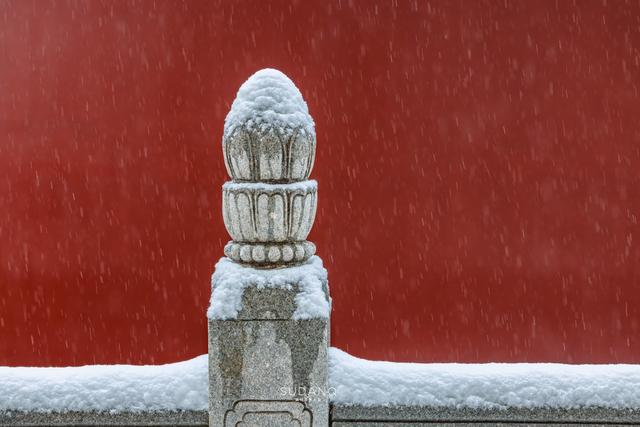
[222,68,316,182]
[223,68,315,140]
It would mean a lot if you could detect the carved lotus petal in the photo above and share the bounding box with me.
[223,126,315,182]
[222,181,317,243]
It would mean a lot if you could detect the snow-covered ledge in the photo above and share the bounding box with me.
[0,356,208,426]
[3,349,640,425]
[329,348,640,425]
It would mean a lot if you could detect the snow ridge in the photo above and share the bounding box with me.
[0,355,207,412]
[329,348,640,409]
[223,68,315,140]
[3,349,640,412]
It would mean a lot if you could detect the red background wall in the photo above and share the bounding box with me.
[1,0,639,367]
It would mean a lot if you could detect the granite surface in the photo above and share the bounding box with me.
[222,180,317,243]
[223,124,315,183]
[209,317,329,427]
[331,404,640,425]
[0,409,207,426]
[208,258,330,426]
[332,423,639,426]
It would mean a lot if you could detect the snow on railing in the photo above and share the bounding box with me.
[3,349,640,424]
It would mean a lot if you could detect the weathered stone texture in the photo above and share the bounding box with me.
[330,405,640,427]
[209,316,329,427]
[0,410,207,426]
[222,181,317,244]
[220,70,318,268]
[223,126,315,183]
[332,423,639,427]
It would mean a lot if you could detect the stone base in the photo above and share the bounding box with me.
[209,318,329,427]
[208,256,331,427]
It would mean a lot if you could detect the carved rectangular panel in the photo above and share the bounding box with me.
[224,400,311,427]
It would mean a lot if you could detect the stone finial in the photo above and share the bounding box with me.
[221,69,317,267]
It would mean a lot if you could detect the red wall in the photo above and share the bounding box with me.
[1,0,639,366]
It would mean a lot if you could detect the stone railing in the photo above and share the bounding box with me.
[1,69,640,427]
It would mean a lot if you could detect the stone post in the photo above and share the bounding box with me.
[208,69,331,427]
